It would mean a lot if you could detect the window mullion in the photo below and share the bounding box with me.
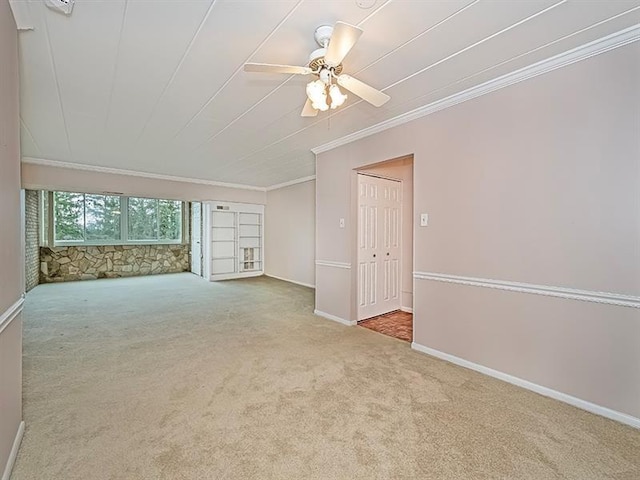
[82,193,87,242]
[121,196,127,243]
[47,191,54,246]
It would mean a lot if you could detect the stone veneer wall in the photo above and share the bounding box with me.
[25,190,40,291]
[40,244,189,283]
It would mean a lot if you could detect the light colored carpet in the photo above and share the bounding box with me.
[13,273,640,479]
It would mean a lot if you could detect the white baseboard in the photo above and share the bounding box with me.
[1,421,25,480]
[265,273,315,289]
[314,309,356,326]
[411,342,640,429]
[209,271,263,281]
[400,306,413,314]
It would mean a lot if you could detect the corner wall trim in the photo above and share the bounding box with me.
[411,342,640,429]
[0,297,25,336]
[315,260,351,269]
[265,273,315,289]
[1,421,25,480]
[400,307,413,314]
[413,272,640,309]
[21,157,267,192]
[312,25,640,155]
[266,176,316,191]
[314,309,356,326]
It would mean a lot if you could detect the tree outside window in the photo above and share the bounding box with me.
[52,192,183,245]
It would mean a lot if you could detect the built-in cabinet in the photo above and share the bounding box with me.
[203,201,264,281]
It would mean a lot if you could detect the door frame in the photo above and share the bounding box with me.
[355,172,403,321]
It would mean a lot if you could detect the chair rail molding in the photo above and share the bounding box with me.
[413,272,640,309]
[0,296,25,336]
[315,260,351,269]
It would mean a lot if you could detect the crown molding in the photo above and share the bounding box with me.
[21,157,267,192]
[414,272,640,309]
[312,24,640,155]
[266,175,316,191]
[22,157,317,193]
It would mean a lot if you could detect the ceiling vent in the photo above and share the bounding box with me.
[44,0,75,15]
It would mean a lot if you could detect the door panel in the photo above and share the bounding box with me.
[357,174,402,320]
[190,202,202,276]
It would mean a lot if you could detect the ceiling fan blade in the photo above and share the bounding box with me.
[301,98,318,117]
[244,63,312,75]
[337,74,390,107]
[324,22,363,67]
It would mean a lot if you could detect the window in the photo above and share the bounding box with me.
[128,197,158,241]
[52,192,184,245]
[128,197,182,242]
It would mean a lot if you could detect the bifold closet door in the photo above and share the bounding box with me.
[357,174,402,320]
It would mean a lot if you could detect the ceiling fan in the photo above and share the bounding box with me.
[244,22,390,117]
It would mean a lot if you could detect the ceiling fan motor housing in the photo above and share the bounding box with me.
[314,25,334,47]
[307,25,346,76]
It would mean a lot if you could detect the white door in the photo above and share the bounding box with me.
[190,202,202,276]
[357,174,402,320]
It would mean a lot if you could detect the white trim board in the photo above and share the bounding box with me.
[1,421,25,480]
[400,307,413,314]
[22,157,266,192]
[209,271,263,282]
[312,25,640,155]
[314,309,356,326]
[0,297,25,336]
[264,273,315,289]
[266,176,316,192]
[411,342,640,430]
[315,260,351,269]
[22,156,316,193]
[413,272,640,309]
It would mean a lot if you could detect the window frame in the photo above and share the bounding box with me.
[51,191,186,247]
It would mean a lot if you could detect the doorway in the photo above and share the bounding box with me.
[355,155,414,342]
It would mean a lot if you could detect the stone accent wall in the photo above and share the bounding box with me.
[40,244,189,283]
[25,190,40,291]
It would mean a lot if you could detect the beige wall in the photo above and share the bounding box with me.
[360,157,414,310]
[265,180,315,287]
[0,1,24,475]
[21,163,267,205]
[316,43,640,420]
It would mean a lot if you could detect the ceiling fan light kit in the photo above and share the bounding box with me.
[244,21,390,117]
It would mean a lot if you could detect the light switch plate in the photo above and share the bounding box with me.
[420,213,429,227]
[339,218,345,228]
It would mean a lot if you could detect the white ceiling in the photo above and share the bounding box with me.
[17,0,640,188]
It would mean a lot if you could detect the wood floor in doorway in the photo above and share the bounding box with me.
[358,310,412,342]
